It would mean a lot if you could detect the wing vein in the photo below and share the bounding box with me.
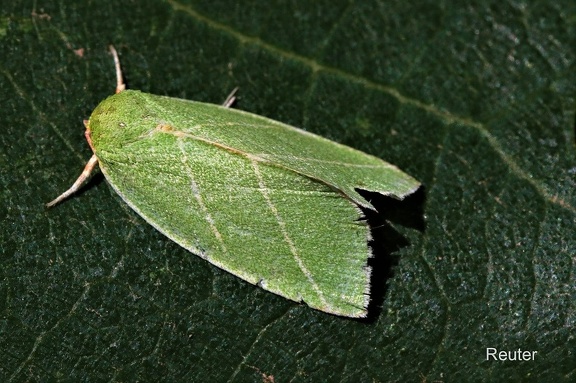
[250,160,329,309]
[158,129,387,169]
[177,140,228,256]
[255,153,390,168]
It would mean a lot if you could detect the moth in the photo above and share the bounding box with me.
[48,46,420,317]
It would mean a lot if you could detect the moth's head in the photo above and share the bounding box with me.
[88,90,159,152]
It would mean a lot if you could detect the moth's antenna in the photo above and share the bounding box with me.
[109,45,125,94]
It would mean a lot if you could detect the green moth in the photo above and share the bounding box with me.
[48,46,420,318]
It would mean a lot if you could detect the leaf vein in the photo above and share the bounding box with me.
[167,0,574,214]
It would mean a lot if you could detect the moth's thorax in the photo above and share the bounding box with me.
[88,90,162,153]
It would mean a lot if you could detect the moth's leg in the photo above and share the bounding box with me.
[109,45,126,94]
[46,155,99,207]
[222,87,239,108]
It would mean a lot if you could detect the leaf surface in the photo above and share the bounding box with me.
[1,0,575,382]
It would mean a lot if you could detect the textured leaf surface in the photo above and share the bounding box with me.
[1,1,575,382]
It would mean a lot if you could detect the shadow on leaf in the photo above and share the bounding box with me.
[357,186,426,323]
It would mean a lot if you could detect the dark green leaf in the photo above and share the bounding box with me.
[1,1,574,381]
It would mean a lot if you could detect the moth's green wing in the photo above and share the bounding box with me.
[97,131,370,317]
[92,91,420,210]
[89,90,421,317]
